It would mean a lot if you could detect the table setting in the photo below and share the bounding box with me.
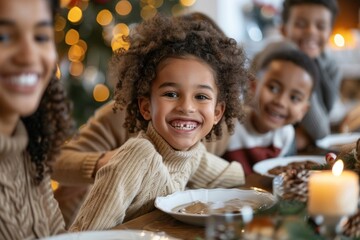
[111,139,360,240]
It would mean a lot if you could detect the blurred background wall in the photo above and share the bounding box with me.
[56,0,360,127]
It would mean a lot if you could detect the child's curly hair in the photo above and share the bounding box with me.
[20,0,74,184]
[111,14,250,140]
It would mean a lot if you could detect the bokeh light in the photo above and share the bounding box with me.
[65,29,80,45]
[69,61,84,77]
[68,44,85,62]
[115,0,132,16]
[93,84,110,102]
[97,9,113,26]
[68,6,82,23]
[140,5,157,20]
[180,0,196,7]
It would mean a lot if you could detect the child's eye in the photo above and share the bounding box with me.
[0,33,10,43]
[163,92,178,98]
[268,85,280,94]
[316,23,327,31]
[35,34,51,43]
[195,94,210,101]
[290,95,302,103]
[294,20,306,28]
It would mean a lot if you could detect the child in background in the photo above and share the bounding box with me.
[0,0,73,239]
[252,0,341,150]
[224,48,318,175]
[69,14,249,231]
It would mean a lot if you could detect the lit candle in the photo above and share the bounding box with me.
[308,160,359,216]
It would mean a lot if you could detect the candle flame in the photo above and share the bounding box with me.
[332,160,344,176]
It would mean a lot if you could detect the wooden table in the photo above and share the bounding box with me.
[113,173,274,240]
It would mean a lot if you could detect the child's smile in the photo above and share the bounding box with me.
[281,4,332,58]
[139,56,225,151]
[253,60,312,133]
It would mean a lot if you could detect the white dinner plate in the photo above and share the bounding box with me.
[316,132,360,152]
[253,155,326,178]
[39,230,180,240]
[155,188,276,226]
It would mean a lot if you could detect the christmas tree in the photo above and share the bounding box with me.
[56,0,193,126]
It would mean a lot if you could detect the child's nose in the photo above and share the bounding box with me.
[176,97,196,113]
[274,93,287,107]
[305,24,318,35]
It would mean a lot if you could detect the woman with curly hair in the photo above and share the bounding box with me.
[70,14,250,231]
[0,0,73,239]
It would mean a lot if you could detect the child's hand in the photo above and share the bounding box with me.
[338,104,360,133]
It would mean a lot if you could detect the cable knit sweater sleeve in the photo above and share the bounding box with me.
[69,137,162,231]
[52,101,133,185]
[188,146,245,189]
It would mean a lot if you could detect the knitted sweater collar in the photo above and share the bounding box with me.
[145,122,203,164]
[0,121,28,157]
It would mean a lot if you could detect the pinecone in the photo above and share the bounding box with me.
[343,210,360,238]
[281,169,311,202]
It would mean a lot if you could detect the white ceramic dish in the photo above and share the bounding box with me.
[253,155,325,178]
[155,188,276,226]
[39,230,179,240]
[316,133,360,152]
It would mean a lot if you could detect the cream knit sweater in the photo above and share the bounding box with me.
[0,121,65,240]
[70,123,244,231]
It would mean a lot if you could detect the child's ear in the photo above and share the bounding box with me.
[250,78,258,94]
[214,102,225,125]
[280,25,285,36]
[138,97,151,120]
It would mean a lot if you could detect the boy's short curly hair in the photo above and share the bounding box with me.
[282,0,339,25]
[111,14,250,140]
[260,48,319,92]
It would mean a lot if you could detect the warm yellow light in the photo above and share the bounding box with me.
[329,30,357,49]
[55,64,61,79]
[113,23,129,36]
[332,160,344,176]
[51,180,59,191]
[77,39,88,53]
[111,34,130,51]
[140,5,157,20]
[180,0,196,7]
[69,61,84,77]
[68,6,83,23]
[93,84,110,102]
[68,44,85,62]
[65,29,80,45]
[97,9,113,26]
[115,0,132,16]
[334,34,345,47]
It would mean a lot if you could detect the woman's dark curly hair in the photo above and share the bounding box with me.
[111,14,250,141]
[21,0,74,184]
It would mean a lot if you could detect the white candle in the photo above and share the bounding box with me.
[308,160,359,216]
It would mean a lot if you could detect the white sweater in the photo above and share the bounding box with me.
[70,122,244,231]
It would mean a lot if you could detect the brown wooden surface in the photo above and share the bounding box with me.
[113,173,273,240]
